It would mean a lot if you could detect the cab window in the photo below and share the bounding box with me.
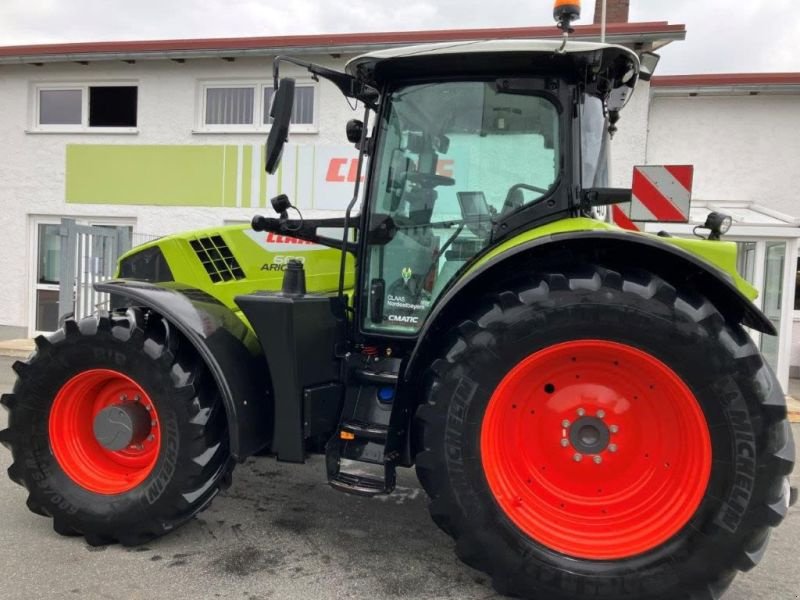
[363,80,560,333]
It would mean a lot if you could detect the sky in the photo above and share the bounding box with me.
[1,0,799,74]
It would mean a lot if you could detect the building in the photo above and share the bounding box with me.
[0,5,798,385]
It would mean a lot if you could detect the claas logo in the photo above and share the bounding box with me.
[265,232,315,245]
[326,158,364,183]
[326,158,455,182]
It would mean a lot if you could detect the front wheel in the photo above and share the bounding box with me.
[413,265,795,600]
[0,308,233,546]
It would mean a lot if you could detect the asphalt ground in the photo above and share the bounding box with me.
[0,356,797,600]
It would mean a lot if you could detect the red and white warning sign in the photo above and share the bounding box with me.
[613,165,694,231]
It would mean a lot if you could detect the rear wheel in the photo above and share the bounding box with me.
[0,308,232,546]
[414,265,795,600]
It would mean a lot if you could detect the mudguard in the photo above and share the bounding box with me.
[404,229,775,380]
[95,279,271,461]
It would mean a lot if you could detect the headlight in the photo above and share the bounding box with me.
[703,212,733,240]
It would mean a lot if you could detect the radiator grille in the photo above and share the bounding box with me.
[190,235,245,283]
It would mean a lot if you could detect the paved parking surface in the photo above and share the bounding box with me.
[0,356,797,600]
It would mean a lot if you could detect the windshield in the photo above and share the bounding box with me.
[363,80,560,333]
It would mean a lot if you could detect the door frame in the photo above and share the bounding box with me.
[27,214,136,337]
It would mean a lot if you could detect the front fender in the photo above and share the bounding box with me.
[95,279,271,460]
[405,230,774,381]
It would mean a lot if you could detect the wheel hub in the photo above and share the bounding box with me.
[567,415,610,455]
[49,369,161,495]
[93,400,152,451]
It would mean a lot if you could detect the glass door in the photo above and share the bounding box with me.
[30,218,134,336]
[34,223,62,333]
[760,241,786,375]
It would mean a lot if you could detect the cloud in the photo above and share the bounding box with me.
[631,0,800,73]
[0,0,798,74]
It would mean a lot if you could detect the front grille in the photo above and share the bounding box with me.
[190,235,245,283]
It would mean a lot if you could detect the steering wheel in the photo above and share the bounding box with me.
[500,183,549,217]
[402,171,455,188]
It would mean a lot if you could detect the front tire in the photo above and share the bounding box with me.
[0,308,232,546]
[413,265,795,600]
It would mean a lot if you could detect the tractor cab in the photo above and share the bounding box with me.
[260,39,641,337]
[352,41,635,334]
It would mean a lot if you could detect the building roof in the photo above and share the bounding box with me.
[0,22,685,65]
[651,73,800,96]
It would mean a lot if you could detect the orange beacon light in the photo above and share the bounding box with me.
[554,0,581,32]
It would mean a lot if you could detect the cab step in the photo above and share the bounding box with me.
[328,464,396,497]
[340,420,388,443]
[326,353,400,496]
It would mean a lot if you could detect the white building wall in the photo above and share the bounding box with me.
[646,92,800,373]
[0,55,359,330]
[646,94,800,215]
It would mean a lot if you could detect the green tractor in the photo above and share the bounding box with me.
[1,6,795,599]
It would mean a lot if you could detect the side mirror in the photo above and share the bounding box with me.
[346,119,363,145]
[638,52,661,82]
[265,78,296,174]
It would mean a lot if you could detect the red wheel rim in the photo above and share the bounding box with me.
[49,369,161,495]
[480,340,712,560]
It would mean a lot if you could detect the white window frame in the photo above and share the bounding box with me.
[29,82,139,134]
[195,79,318,134]
[792,253,800,321]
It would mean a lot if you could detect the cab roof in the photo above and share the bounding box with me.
[346,39,640,102]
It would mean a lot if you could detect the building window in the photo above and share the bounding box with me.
[88,86,137,127]
[39,89,82,125]
[205,86,255,125]
[34,84,138,131]
[199,81,316,132]
[263,85,315,126]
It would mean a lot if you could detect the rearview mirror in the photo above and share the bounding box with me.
[265,78,296,174]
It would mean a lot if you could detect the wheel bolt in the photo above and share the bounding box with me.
[120,394,128,402]
[608,444,618,453]
[573,453,583,462]
[562,419,571,428]
[147,434,155,442]
[560,439,569,447]
[596,410,606,419]
[151,420,157,427]
[145,405,152,412]
[577,408,586,416]
[610,425,619,434]
[593,455,602,464]
[134,395,141,403]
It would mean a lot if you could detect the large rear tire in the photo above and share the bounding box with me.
[0,308,233,546]
[413,265,795,600]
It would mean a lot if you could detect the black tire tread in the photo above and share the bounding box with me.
[1,307,233,546]
[414,264,794,600]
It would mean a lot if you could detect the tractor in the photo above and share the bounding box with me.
[1,3,796,599]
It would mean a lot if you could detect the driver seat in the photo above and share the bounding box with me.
[500,187,525,217]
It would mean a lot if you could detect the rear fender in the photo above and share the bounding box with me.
[95,279,271,461]
[408,231,774,377]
